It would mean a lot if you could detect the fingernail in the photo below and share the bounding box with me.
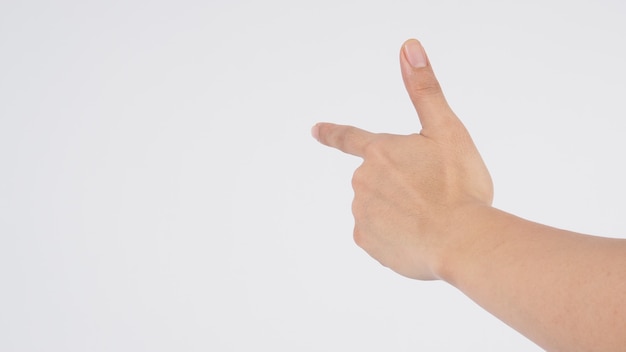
[403,40,427,68]
[311,123,320,141]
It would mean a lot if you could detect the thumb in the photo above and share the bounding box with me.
[400,39,457,136]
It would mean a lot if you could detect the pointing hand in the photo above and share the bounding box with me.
[312,39,493,280]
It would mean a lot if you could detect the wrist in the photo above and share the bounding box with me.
[431,203,504,284]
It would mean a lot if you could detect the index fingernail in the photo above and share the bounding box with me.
[311,123,320,141]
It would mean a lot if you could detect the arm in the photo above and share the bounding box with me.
[312,39,626,352]
[445,205,626,352]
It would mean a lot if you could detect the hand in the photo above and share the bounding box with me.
[312,39,493,280]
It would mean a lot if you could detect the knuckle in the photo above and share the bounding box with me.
[334,129,348,149]
[351,196,363,219]
[408,69,443,96]
[412,80,443,98]
[353,227,365,247]
[362,136,388,158]
[351,166,365,190]
[334,126,356,151]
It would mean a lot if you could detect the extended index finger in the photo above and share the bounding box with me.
[312,122,374,157]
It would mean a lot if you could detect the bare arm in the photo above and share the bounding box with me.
[312,39,626,352]
[446,205,626,351]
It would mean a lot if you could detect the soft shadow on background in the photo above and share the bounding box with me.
[1,0,625,351]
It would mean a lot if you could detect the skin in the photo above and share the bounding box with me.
[312,39,626,352]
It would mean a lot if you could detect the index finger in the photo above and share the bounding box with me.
[312,122,375,157]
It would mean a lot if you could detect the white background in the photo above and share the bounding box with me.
[1,0,626,351]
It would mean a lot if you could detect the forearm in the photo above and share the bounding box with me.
[440,205,626,352]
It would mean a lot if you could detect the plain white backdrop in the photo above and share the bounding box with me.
[2,0,626,351]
